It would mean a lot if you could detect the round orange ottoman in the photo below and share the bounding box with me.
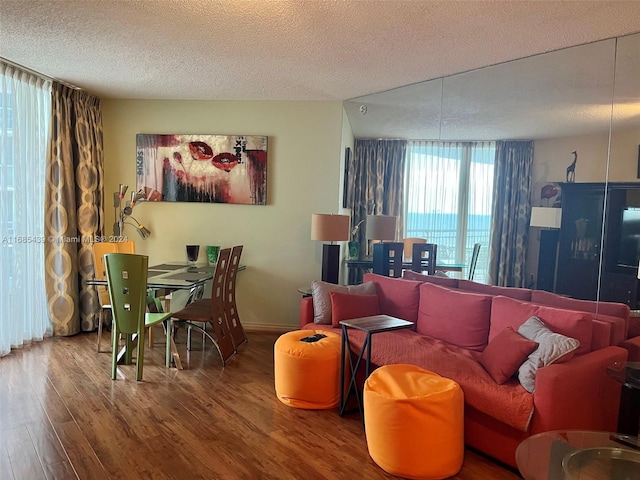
[364,364,464,479]
[274,330,341,409]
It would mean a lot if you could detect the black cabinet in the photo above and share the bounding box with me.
[600,272,639,309]
[556,183,604,300]
[555,182,640,306]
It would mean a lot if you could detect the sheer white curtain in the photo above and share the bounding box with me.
[0,62,52,356]
[404,141,495,282]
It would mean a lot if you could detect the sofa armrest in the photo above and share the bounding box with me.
[620,336,640,362]
[299,296,314,329]
[531,346,627,434]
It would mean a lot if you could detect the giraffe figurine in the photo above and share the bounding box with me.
[566,151,577,183]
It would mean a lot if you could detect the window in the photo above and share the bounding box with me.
[404,141,495,282]
[0,63,52,355]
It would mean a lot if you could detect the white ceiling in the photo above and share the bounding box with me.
[1,1,639,139]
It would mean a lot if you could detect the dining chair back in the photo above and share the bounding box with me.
[411,243,438,275]
[170,247,237,366]
[468,243,482,281]
[92,240,136,352]
[372,242,404,278]
[225,245,247,349]
[207,248,236,362]
[104,253,171,380]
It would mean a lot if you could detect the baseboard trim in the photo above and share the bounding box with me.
[243,323,298,334]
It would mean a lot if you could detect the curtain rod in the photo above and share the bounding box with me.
[0,57,82,91]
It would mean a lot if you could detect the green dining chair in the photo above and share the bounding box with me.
[104,253,172,380]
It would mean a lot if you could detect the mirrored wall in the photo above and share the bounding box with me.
[344,32,640,307]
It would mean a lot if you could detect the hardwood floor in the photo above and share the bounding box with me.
[0,329,522,479]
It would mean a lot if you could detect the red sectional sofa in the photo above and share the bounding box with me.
[299,273,636,468]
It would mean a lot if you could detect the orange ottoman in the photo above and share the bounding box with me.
[274,330,341,409]
[364,364,464,479]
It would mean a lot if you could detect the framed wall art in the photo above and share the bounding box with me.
[136,134,268,205]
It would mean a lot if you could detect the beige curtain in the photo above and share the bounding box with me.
[45,83,104,336]
[488,140,533,287]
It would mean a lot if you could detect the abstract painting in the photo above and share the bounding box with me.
[136,134,268,205]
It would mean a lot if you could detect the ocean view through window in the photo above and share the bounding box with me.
[404,141,495,282]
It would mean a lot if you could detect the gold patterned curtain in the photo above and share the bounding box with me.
[488,140,533,287]
[348,139,407,252]
[45,83,104,336]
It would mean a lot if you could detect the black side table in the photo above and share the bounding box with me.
[607,361,640,436]
[339,315,414,419]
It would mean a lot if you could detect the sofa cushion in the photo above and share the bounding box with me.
[402,270,459,289]
[489,296,592,356]
[330,292,380,327]
[363,273,422,322]
[417,283,492,352]
[479,327,538,384]
[517,316,580,393]
[311,280,376,325]
[458,279,532,301]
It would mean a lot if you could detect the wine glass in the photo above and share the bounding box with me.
[186,245,200,268]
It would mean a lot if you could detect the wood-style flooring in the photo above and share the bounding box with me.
[0,328,522,479]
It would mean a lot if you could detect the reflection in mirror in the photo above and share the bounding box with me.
[601,33,640,314]
[438,40,616,293]
[609,33,640,183]
[344,35,634,301]
[343,78,443,140]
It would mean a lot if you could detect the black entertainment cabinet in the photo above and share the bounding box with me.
[555,182,640,309]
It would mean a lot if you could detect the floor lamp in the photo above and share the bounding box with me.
[311,213,350,284]
[530,207,562,292]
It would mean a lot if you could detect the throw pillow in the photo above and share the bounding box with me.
[517,316,580,393]
[479,327,538,384]
[330,291,380,327]
[311,280,377,325]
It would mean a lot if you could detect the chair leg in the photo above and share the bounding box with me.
[111,327,119,380]
[97,309,104,352]
[97,308,109,352]
[136,328,145,381]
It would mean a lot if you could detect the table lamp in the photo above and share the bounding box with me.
[366,215,397,255]
[530,207,562,291]
[311,213,350,284]
[365,215,397,241]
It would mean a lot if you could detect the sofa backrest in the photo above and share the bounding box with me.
[363,273,422,322]
[402,270,460,289]
[530,290,629,344]
[490,296,594,355]
[458,279,532,301]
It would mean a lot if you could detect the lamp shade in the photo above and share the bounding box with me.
[311,214,350,241]
[530,207,562,229]
[366,215,397,240]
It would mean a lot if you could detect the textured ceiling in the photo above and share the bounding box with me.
[1,1,639,139]
[1,0,639,100]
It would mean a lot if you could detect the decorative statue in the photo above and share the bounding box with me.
[566,151,577,183]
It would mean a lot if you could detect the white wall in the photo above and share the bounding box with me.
[102,99,344,331]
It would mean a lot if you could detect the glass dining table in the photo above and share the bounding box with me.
[86,262,245,369]
[345,258,465,285]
